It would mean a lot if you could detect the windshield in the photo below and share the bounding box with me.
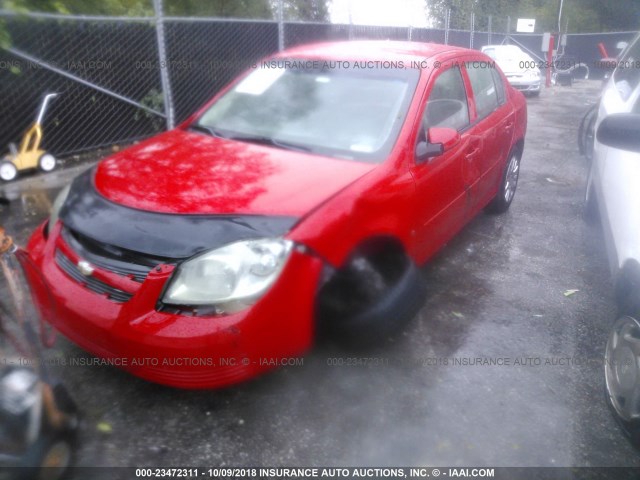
[196,60,420,162]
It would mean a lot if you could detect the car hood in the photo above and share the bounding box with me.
[94,129,376,217]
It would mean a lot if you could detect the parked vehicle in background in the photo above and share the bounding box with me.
[584,32,640,446]
[25,41,527,389]
[482,44,542,97]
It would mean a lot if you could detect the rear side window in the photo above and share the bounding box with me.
[423,66,470,131]
[466,62,499,119]
[490,68,506,105]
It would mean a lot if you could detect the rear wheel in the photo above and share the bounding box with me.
[0,160,17,182]
[38,153,57,172]
[605,315,640,447]
[485,148,521,214]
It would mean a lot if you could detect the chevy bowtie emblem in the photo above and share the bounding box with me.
[77,260,94,277]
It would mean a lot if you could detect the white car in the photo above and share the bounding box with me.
[585,32,640,444]
[482,45,542,96]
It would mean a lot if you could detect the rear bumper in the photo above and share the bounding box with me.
[26,222,323,389]
[507,78,541,92]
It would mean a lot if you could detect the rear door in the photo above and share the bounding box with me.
[462,58,515,211]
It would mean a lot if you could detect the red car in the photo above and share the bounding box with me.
[27,41,527,389]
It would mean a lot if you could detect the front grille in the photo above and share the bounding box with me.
[55,250,133,303]
[61,227,170,283]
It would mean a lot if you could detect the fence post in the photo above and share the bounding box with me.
[470,12,474,49]
[444,8,450,45]
[408,25,413,41]
[277,0,284,51]
[153,0,175,130]
[348,0,354,40]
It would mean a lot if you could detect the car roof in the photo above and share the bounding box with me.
[276,40,468,62]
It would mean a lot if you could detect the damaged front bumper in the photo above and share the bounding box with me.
[26,222,323,389]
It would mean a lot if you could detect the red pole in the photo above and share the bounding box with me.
[598,42,609,59]
[546,34,555,88]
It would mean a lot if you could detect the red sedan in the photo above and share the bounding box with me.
[27,41,527,388]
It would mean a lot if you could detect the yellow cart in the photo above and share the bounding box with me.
[0,93,59,182]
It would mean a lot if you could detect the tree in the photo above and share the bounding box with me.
[164,0,273,19]
[280,0,329,22]
[0,0,331,21]
[0,0,275,18]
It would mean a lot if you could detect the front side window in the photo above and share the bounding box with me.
[197,61,420,163]
[422,66,470,132]
[466,62,500,119]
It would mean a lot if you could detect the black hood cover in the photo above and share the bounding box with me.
[59,169,299,259]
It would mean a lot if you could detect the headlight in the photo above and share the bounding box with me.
[46,183,71,236]
[163,238,293,313]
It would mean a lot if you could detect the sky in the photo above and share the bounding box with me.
[329,0,431,27]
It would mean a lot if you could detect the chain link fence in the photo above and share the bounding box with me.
[0,3,636,159]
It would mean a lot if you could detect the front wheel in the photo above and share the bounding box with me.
[485,149,521,214]
[605,315,640,447]
[317,248,425,345]
[38,153,57,172]
[0,160,18,182]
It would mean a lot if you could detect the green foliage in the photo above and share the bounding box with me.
[0,0,152,15]
[134,88,164,131]
[0,0,330,20]
[164,0,272,19]
[282,0,329,22]
[0,20,10,49]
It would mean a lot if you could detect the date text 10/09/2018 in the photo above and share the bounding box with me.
[134,467,496,478]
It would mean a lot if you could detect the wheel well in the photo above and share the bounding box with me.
[347,236,409,277]
[315,236,411,323]
[615,260,640,315]
[513,138,524,159]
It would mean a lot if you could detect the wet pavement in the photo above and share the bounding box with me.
[0,80,639,471]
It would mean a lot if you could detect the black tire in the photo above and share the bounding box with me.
[578,103,598,162]
[604,315,640,449]
[584,176,599,223]
[17,434,74,480]
[485,147,521,214]
[0,160,18,182]
[317,247,425,345]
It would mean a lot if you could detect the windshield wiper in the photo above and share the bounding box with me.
[227,134,311,152]
[188,124,226,138]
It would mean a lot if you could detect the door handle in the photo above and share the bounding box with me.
[505,121,514,132]
[466,147,480,159]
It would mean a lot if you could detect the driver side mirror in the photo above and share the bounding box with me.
[416,127,461,163]
[597,113,640,152]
